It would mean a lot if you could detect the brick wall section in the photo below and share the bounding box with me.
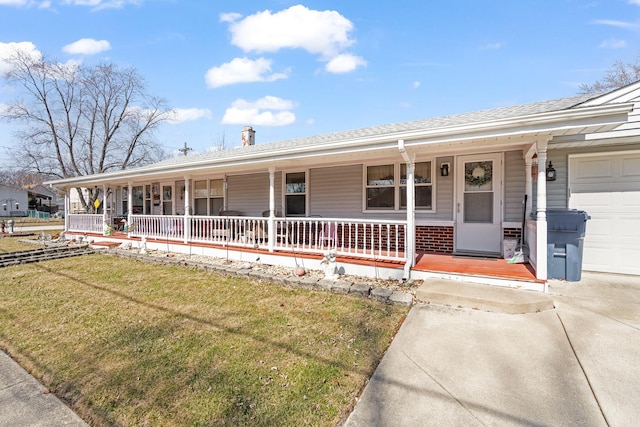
[503,227,521,241]
[416,225,454,253]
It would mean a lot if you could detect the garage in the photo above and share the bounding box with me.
[568,151,640,275]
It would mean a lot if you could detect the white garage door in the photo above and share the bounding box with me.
[569,152,640,275]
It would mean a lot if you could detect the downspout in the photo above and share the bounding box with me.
[398,139,415,280]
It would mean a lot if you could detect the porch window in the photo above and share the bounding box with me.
[194,179,224,215]
[132,186,143,214]
[400,162,432,210]
[365,161,433,211]
[285,172,306,216]
[366,165,395,209]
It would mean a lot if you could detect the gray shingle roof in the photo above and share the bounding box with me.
[145,92,603,170]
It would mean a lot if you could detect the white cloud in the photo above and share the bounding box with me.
[325,53,366,74]
[219,12,241,23]
[480,42,503,50]
[0,41,41,73]
[599,38,627,48]
[412,81,421,89]
[227,4,354,59]
[628,0,640,6]
[167,108,212,125]
[205,57,288,88]
[221,96,296,126]
[63,38,111,55]
[63,0,142,10]
[592,19,637,29]
[0,0,29,5]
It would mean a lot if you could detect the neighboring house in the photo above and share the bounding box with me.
[46,82,640,282]
[0,184,28,217]
[25,184,58,213]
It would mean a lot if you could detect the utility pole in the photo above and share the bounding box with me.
[178,142,193,156]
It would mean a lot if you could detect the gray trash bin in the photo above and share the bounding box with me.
[547,209,590,281]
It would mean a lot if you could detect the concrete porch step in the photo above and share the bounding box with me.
[415,279,554,314]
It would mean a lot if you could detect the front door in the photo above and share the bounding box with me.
[455,153,502,255]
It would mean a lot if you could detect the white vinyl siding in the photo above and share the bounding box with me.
[504,150,526,222]
[227,173,279,216]
[310,165,363,217]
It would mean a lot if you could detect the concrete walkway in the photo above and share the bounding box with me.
[345,272,640,426]
[0,352,88,426]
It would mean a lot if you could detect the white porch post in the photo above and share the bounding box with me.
[102,185,108,222]
[535,140,549,281]
[183,177,191,244]
[398,139,415,278]
[64,187,70,232]
[406,161,416,269]
[223,175,228,211]
[127,182,133,230]
[268,168,275,253]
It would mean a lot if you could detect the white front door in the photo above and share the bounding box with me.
[455,153,502,255]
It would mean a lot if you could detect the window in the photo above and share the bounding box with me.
[194,179,224,215]
[365,161,433,211]
[285,172,306,216]
[366,165,395,209]
[401,162,432,210]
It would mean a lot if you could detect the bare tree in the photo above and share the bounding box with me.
[2,49,172,211]
[208,131,227,152]
[579,52,640,94]
[0,167,51,188]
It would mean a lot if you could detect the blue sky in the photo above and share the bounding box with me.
[1,0,639,160]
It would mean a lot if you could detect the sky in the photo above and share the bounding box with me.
[1,0,639,162]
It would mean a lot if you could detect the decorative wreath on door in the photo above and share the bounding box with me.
[465,162,492,187]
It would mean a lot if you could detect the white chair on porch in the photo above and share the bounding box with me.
[319,222,337,249]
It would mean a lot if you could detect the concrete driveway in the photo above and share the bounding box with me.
[344,272,640,426]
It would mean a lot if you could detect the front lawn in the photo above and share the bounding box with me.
[0,253,407,426]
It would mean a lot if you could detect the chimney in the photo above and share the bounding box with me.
[241,126,255,147]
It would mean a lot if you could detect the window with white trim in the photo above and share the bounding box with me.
[365,161,433,211]
[285,171,306,216]
[194,179,224,215]
[401,162,432,210]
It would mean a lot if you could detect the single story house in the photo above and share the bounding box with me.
[0,184,28,217]
[46,82,640,289]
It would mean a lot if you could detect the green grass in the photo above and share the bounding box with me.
[0,253,408,426]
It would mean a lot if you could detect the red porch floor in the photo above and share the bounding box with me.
[412,252,540,283]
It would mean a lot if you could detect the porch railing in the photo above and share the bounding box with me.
[272,217,406,261]
[68,214,103,234]
[68,214,407,262]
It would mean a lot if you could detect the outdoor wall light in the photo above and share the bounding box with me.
[546,161,556,181]
[440,162,450,177]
